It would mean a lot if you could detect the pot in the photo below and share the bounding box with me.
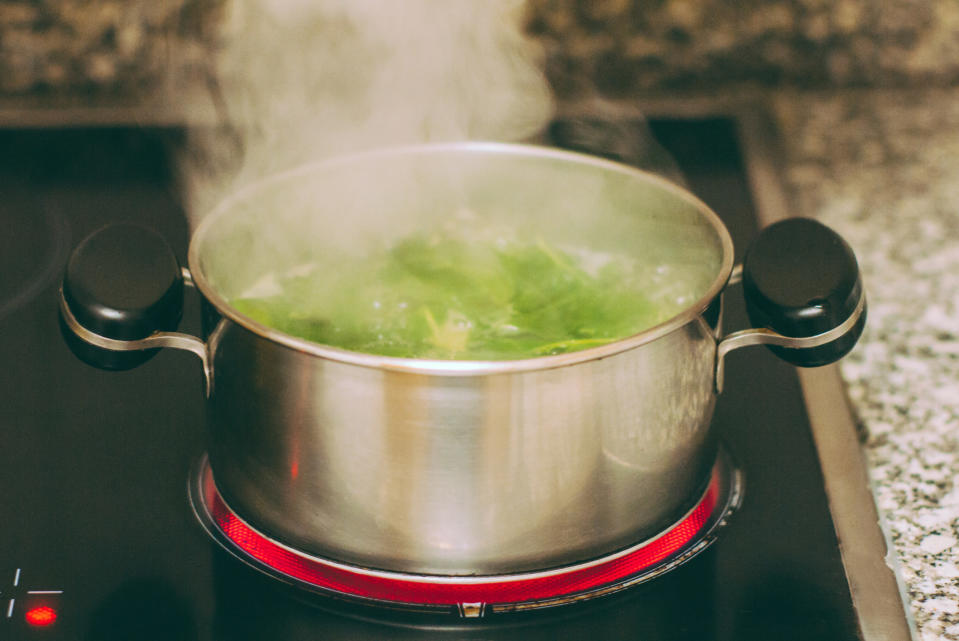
[59,143,865,575]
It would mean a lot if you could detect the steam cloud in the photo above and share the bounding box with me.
[182,0,555,223]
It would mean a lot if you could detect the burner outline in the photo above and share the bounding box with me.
[190,449,743,616]
[0,206,70,320]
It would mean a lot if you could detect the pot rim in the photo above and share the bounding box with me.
[188,141,735,376]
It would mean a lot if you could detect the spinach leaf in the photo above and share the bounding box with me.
[230,231,685,360]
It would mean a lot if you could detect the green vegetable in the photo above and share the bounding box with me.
[231,231,684,360]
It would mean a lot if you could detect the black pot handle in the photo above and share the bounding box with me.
[58,224,209,384]
[716,218,866,388]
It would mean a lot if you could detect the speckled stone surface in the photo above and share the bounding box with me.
[5,0,959,96]
[771,88,959,641]
[0,0,220,94]
[527,0,959,96]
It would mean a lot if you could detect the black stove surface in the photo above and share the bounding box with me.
[0,118,861,640]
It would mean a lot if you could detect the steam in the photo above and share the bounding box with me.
[182,0,554,222]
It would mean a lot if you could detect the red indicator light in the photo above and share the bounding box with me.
[25,606,57,627]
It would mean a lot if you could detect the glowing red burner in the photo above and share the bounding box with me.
[212,482,716,605]
[193,453,740,614]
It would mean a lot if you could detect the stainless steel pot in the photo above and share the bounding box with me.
[59,143,865,575]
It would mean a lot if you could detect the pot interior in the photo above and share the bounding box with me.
[190,143,732,362]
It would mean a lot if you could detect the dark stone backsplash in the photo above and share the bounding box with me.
[2,0,958,98]
[528,0,959,97]
[0,0,221,95]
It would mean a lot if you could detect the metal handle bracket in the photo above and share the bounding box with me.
[59,288,212,396]
[715,287,866,393]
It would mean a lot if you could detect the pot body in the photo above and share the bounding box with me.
[205,301,720,575]
[187,143,733,575]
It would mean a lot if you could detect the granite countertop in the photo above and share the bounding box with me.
[771,88,959,641]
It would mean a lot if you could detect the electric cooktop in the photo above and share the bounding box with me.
[0,110,914,640]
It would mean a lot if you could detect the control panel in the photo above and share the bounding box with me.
[2,569,63,633]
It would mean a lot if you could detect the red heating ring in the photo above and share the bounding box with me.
[206,467,721,606]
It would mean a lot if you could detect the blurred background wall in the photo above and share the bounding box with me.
[2,0,957,101]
